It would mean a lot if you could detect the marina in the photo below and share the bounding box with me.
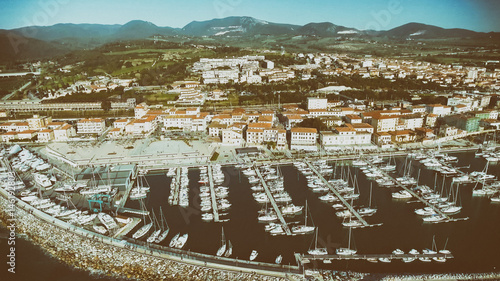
[2,144,500,280]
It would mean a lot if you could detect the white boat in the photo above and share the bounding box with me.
[216,226,227,257]
[33,173,53,188]
[392,190,412,199]
[224,240,233,257]
[409,249,419,255]
[308,228,328,255]
[132,222,153,239]
[423,214,446,223]
[403,257,416,263]
[379,257,391,263]
[392,249,404,255]
[202,213,214,221]
[275,255,283,264]
[93,225,107,235]
[169,233,180,248]
[336,226,357,256]
[281,204,303,215]
[175,234,188,249]
[292,200,315,235]
[258,212,278,222]
[249,250,258,261]
[98,213,118,230]
[358,183,377,216]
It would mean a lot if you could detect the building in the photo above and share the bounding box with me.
[400,114,425,130]
[77,119,106,135]
[372,132,392,147]
[246,128,287,149]
[426,114,438,127]
[27,115,52,129]
[320,126,372,150]
[221,125,245,145]
[54,124,76,141]
[425,104,452,117]
[389,130,416,143]
[290,127,318,151]
[37,129,54,142]
[1,132,17,142]
[17,130,38,141]
[370,114,399,133]
[444,115,480,132]
[208,122,227,138]
[307,97,328,110]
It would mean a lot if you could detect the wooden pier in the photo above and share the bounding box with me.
[207,165,220,222]
[254,165,292,236]
[305,161,381,229]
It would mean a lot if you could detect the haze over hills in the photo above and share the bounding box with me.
[1,16,499,61]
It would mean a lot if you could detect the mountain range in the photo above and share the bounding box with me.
[1,16,499,61]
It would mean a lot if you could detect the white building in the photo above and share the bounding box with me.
[320,127,372,149]
[37,129,54,142]
[307,97,328,110]
[54,124,76,141]
[290,127,318,151]
[77,119,106,135]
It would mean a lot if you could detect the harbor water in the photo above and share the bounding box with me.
[2,151,500,279]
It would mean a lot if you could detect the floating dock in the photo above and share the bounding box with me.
[254,165,292,236]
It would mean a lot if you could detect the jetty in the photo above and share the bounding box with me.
[366,160,468,223]
[207,165,220,222]
[299,252,454,262]
[172,168,181,205]
[254,164,292,236]
[305,161,381,229]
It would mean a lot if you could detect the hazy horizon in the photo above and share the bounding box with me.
[1,0,500,32]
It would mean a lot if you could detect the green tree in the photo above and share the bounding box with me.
[101,100,112,112]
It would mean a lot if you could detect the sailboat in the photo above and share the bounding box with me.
[358,183,377,216]
[292,200,315,235]
[132,200,153,240]
[155,207,170,243]
[307,228,328,255]
[224,240,233,257]
[380,153,396,172]
[146,209,161,243]
[441,183,462,215]
[216,226,227,257]
[336,226,357,255]
[439,238,451,255]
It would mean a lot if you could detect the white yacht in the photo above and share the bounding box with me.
[249,250,258,261]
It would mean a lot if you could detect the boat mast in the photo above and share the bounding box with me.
[348,226,352,250]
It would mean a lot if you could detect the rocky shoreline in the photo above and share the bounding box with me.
[0,195,290,281]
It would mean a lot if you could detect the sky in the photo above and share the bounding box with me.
[0,0,499,32]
